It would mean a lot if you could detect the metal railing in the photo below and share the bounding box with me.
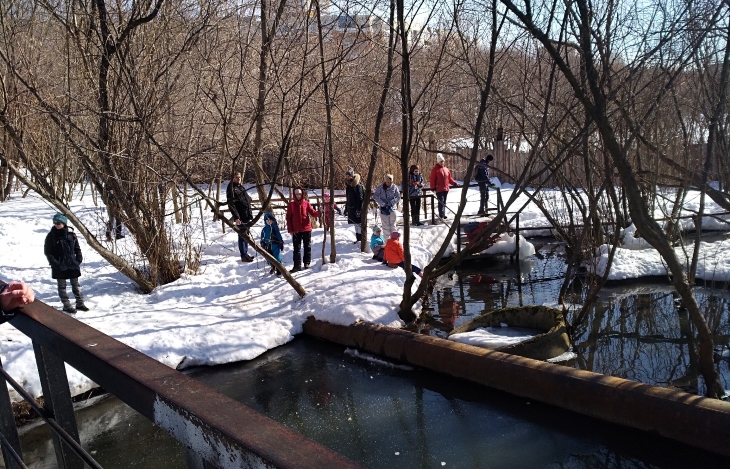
[0,295,362,469]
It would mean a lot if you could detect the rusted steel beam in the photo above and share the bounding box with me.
[9,301,362,469]
[303,317,730,458]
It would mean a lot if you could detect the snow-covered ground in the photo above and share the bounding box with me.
[0,180,728,402]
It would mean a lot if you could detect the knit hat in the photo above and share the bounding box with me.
[385,174,394,182]
[436,153,445,163]
[390,231,400,239]
[323,192,330,199]
[52,213,68,226]
[486,154,494,161]
[294,188,302,195]
[345,167,354,177]
[373,225,381,232]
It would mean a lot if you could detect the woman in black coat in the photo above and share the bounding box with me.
[344,168,364,243]
[44,213,88,314]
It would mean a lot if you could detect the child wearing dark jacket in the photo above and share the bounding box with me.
[261,212,284,275]
[44,213,88,314]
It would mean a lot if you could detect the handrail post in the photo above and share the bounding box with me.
[515,213,520,259]
[431,194,436,225]
[33,343,84,469]
[0,358,24,469]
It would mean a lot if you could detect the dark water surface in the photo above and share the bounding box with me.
[10,242,730,468]
[13,337,730,469]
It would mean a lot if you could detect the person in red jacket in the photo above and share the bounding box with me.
[382,232,423,277]
[286,187,321,273]
[429,153,457,219]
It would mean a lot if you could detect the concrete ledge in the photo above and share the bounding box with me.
[303,317,730,458]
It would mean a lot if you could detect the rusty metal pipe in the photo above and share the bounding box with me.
[303,318,730,458]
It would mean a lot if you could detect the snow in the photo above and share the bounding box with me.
[591,224,730,281]
[1,182,728,402]
[449,325,541,349]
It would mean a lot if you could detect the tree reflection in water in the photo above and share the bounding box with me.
[428,246,730,396]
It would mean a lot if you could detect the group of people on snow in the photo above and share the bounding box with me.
[13,153,493,317]
[225,152,495,277]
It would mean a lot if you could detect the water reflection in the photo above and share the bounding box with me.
[187,339,729,469]
[10,339,729,469]
[425,243,730,396]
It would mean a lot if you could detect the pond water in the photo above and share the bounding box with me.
[420,240,730,395]
[11,338,730,469]
[8,241,730,468]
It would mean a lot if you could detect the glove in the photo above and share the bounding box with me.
[335,207,342,215]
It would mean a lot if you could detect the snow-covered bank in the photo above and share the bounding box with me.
[0,189,460,402]
[591,224,730,281]
[2,182,728,403]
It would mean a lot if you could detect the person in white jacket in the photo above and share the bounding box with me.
[373,173,401,239]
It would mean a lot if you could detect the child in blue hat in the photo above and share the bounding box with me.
[44,213,88,314]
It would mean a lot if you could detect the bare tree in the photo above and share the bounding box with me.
[498,0,726,397]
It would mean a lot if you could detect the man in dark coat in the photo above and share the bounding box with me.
[44,213,88,314]
[475,154,494,216]
[226,172,254,262]
[344,168,364,243]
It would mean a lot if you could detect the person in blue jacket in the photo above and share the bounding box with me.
[369,225,386,261]
[475,154,494,216]
[260,212,284,275]
[44,213,88,314]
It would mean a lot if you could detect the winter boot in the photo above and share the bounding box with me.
[76,302,90,312]
[62,301,76,315]
[354,233,361,244]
